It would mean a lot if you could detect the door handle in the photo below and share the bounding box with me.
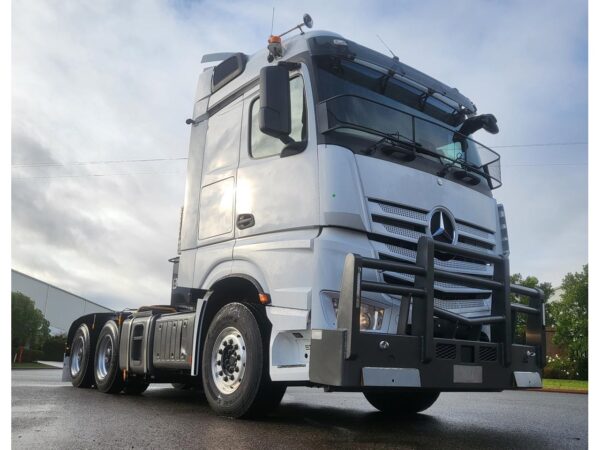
[236,214,255,230]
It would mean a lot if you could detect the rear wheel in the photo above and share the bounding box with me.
[70,324,94,388]
[201,302,286,418]
[94,321,124,394]
[363,390,440,415]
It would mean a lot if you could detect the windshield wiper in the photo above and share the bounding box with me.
[366,130,484,185]
[364,132,416,161]
[330,122,488,184]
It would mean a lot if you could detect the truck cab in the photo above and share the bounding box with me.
[65,20,546,418]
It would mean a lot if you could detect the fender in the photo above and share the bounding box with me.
[190,272,266,376]
[200,259,270,294]
[65,312,119,356]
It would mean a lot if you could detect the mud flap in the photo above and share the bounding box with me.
[61,355,71,382]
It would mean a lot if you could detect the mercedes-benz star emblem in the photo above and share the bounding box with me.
[430,209,455,244]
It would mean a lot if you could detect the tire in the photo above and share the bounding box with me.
[363,390,440,415]
[70,323,95,388]
[123,380,149,395]
[94,321,124,394]
[201,302,286,418]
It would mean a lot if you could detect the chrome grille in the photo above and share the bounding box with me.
[368,199,497,315]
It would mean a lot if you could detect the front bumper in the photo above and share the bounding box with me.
[309,236,545,391]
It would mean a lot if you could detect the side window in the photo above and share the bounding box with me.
[250,76,306,158]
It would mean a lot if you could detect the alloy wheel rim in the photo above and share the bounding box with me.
[95,335,113,381]
[70,336,84,378]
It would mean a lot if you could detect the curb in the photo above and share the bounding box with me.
[529,388,588,395]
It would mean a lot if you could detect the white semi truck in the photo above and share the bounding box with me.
[64,15,546,418]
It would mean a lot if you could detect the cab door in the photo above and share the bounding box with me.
[234,65,319,239]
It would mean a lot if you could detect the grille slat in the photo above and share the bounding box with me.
[369,199,496,253]
[378,242,493,275]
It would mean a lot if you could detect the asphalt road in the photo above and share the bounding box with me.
[12,369,587,449]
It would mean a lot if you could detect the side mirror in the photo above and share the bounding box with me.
[259,65,291,141]
[456,114,499,137]
[480,114,499,134]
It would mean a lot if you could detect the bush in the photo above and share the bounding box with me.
[42,335,67,361]
[547,265,588,380]
[14,348,45,363]
[544,354,580,380]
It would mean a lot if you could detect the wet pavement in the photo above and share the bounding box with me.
[12,369,587,449]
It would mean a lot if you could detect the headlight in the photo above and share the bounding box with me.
[321,291,386,331]
[360,303,384,331]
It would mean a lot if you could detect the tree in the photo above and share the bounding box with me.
[11,291,50,350]
[509,274,554,344]
[547,265,588,379]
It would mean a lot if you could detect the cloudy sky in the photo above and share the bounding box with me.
[11,0,587,310]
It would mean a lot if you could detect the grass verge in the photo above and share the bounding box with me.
[11,362,58,369]
[543,378,588,391]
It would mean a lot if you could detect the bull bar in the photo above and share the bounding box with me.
[309,236,545,390]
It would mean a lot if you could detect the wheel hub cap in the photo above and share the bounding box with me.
[211,327,246,394]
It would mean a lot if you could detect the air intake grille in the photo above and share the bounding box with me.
[436,343,457,360]
[479,345,498,362]
[367,199,497,317]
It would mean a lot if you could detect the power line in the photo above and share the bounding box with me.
[11,156,188,168]
[503,162,587,167]
[12,171,186,180]
[11,162,586,181]
[9,142,589,168]
[492,142,587,149]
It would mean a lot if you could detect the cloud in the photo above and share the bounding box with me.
[12,0,587,309]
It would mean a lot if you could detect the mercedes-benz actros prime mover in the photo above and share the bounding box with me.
[64,15,546,418]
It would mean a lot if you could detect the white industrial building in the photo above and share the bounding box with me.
[11,269,113,335]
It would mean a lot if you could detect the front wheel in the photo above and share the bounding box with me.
[201,302,286,418]
[363,390,440,415]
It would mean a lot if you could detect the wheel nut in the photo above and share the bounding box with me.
[237,355,241,360]
[219,371,223,376]
[235,367,239,372]
[217,361,221,366]
[228,339,233,345]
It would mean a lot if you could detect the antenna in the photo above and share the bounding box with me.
[270,7,275,36]
[376,34,399,61]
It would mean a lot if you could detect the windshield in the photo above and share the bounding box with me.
[312,55,501,188]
